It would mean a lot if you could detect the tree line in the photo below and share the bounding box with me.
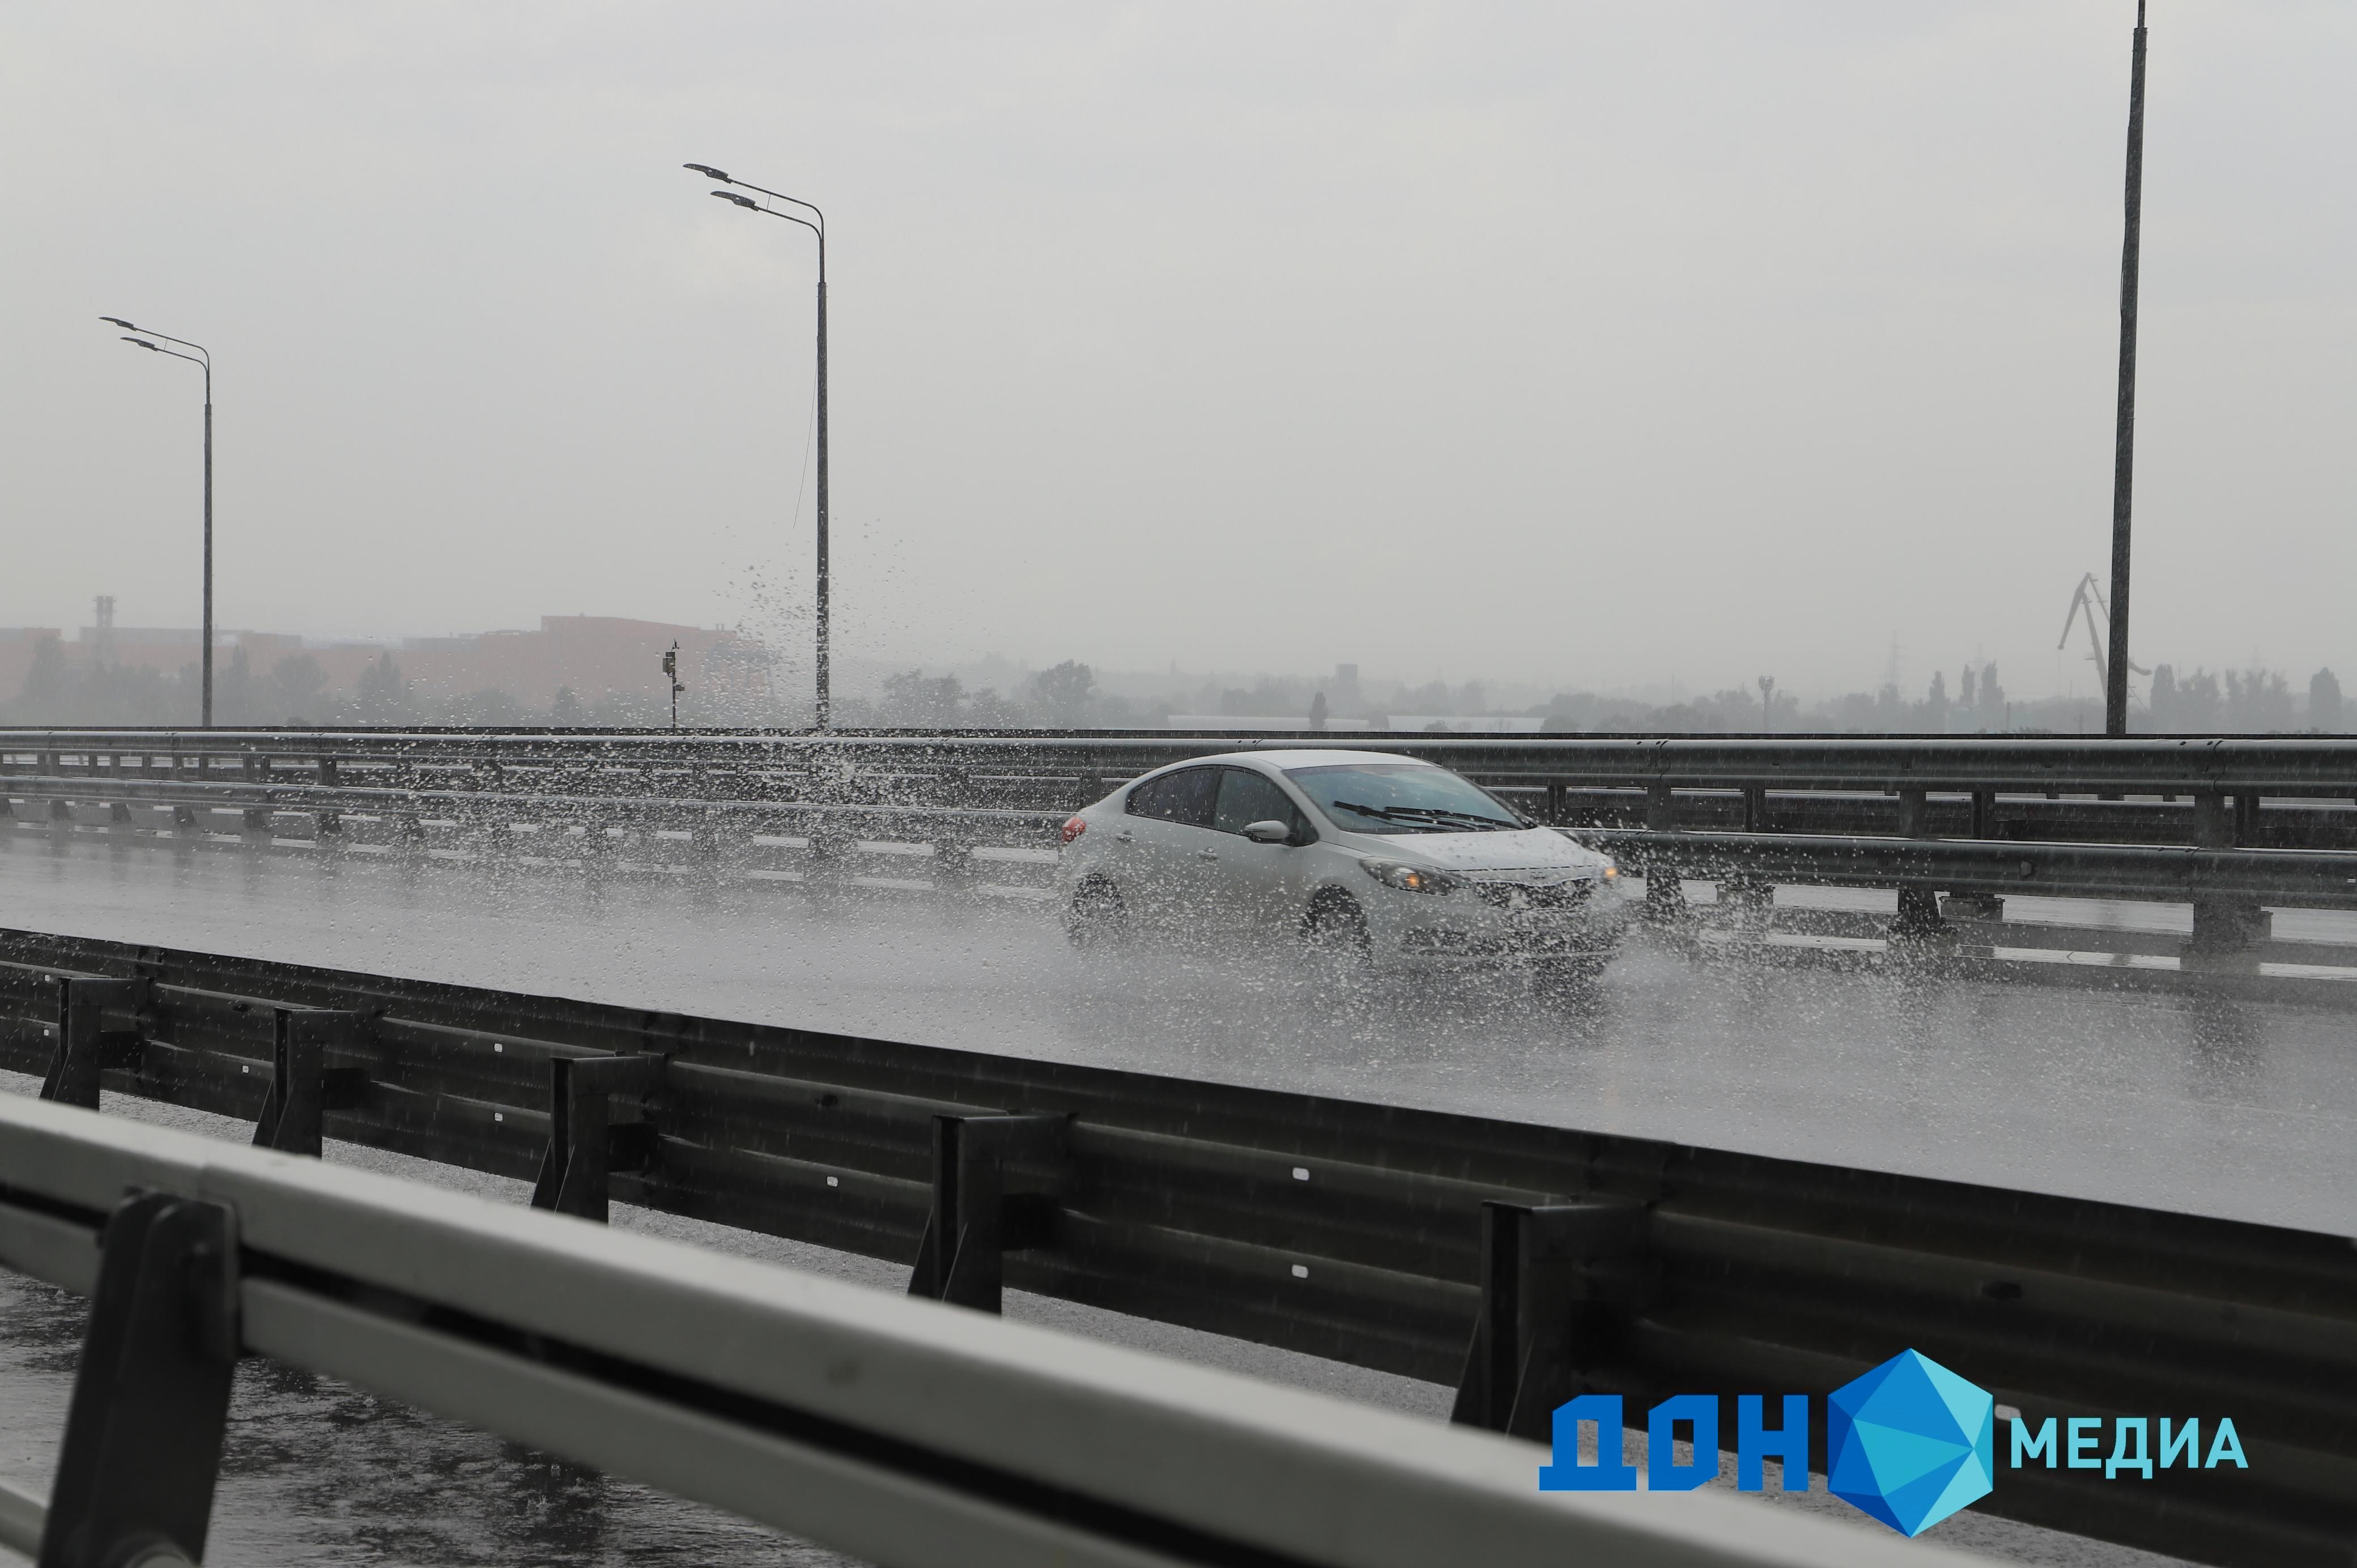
[0,644,679,728]
[4,639,2346,735]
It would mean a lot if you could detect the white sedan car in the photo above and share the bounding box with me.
[1056,748,1628,980]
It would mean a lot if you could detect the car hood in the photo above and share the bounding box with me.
[1330,826,1610,874]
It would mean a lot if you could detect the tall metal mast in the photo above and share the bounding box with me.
[2104,1,2150,735]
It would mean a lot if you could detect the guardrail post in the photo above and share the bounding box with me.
[1450,1200,1648,1441]
[806,820,853,880]
[1741,786,1766,833]
[1641,862,1687,922]
[691,809,723,870]
[932,839,978,893]
[39,1192,239,1568]
[1891,887,1945,938]
[252,1008,369,1158]
[530,1054,665,1222]
[1941,891,2005,922]
[1897,787,1929,838]
[580,822,617,880]
[1637,786,1688,922]
[1970,790,1996,840]
[1716,877,1771,934]
[2185,791,2268,966]
[1887,771,1942,940]
[2186,900,2271,970]
[907,1114,1067,1313]
[39,977,146,1110]
[570,820,608,881]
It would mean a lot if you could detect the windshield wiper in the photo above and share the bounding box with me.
[1331,800,1521,832]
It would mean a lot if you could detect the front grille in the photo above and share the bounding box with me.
[1471,878,1592,912]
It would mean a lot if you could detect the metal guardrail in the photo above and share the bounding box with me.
[0,1094,1974,1568]
[0,929,2347,1566]
[1583,829,2357,906]
[6,730,2357,919]
[11,726,2357,792]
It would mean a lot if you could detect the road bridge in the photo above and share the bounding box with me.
[0,928,2349,1568]
[3,729,2354,1565]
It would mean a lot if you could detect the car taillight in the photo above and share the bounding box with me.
[1062,815,1087,845]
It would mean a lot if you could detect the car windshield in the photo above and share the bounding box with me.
[1283,762,1529,834]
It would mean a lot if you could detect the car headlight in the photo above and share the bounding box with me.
[1361,858,1460,895]
[1600,858,1618,880]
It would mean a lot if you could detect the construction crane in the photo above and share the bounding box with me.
[2058,572,2149,691]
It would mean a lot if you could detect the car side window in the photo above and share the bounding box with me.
[1213,768,1309,839]
[1125,766,1218,828]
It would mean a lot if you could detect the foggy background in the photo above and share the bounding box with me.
[1,1,2351,710]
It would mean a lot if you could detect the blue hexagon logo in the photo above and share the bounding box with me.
[1827,1350,1995,1536]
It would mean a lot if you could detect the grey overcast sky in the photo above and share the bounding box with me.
[1,2,2350,698]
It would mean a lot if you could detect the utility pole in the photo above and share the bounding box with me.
[815,257,829,731]
[662,642,685,729]
[2105,1,2150,736]
[1758,676,1776,732]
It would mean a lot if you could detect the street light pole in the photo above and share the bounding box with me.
[102,318,214,727]
[2104,2,2150,736]
[685,165,832,730]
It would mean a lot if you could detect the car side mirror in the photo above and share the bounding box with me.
[1242,820,1292,845]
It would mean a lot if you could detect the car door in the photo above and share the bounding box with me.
[1114,766,1222,924]
[1205,766,1316,928]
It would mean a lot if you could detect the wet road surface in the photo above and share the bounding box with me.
[2,835,2340,1565]
[0,835,2347,1235]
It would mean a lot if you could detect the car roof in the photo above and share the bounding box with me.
[1151,748,1433,772]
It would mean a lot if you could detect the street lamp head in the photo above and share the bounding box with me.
[683,163,731,183]
[100,316,138,330]
[713,190,759,209]
[122,336,160,351]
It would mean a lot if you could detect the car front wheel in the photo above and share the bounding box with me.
[1299,890,1371,966]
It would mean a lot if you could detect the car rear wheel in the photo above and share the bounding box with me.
[1065,876,1127,948]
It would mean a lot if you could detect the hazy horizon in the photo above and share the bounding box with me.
[8,594,2329,725]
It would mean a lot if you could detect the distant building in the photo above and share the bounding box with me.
[385,616,761,710]
[1382,715,1547,733]
[1,613,772,718]
[1331,662,1363,714]
[1163,714,1376,732]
